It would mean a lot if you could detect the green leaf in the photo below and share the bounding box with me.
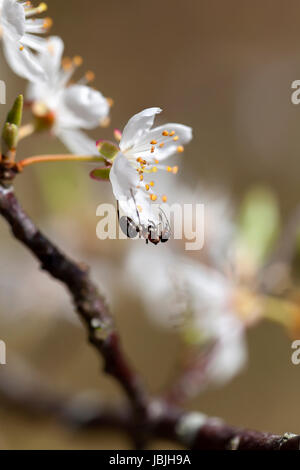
[237,186,280,267]
[90,167,111,181]
[97,141,119,160]
[6,95,23,127]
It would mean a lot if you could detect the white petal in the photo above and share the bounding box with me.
[110,154,158,225]
[2,37,46,82]
[59,85,109,130]
[110,153,139,200]
[128,123,193,161]
[58,128,98,156]
[120,107,162,153]
[1,0,25,42]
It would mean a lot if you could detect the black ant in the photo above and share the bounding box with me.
[117,191,171,245]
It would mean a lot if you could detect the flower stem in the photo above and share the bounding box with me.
[18,154,106,168]
[18,123,36,141]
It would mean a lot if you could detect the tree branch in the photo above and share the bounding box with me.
[1,183,300,450]
[0,185,147,416]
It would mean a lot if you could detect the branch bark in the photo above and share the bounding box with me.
[0,185,147,416]
[1,183,300,450]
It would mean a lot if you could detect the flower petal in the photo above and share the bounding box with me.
[58,128,98,155]
[59,84,110,130]
[120,107,162,153]
[1,0,25,42]
[128,123,193,161]
[3,37,46,82]
[110,154,159,225]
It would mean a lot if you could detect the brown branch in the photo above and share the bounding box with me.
[0,184,147,416]
[1,183,300,450]
[1,360,299,450]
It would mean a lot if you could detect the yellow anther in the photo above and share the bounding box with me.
[107,97,114,107]
[140,175,144,181]
[154,159,159,164]
[145,184,150,191]
[173,166,179,174]
[152,167,158,173]
[162,130,169,136]
[150,181,154,187]
[85,71,95,82]
[19,46,24,51]
[173,136,179,142]
[151,140,157,145]
[162,195,168,203]
[100,116,111,128]
[177,146,184,153]
[43,17,53,29]
[150,194,158,202]
[159,143,165,148]
[73,56,83,67]
[169,131,175,137]
[62,57,72,70]
[167,166,172,172]
[39,3,48,13]
[151,146,155,153]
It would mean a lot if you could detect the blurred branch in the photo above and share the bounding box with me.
[0,360,299,450]
[0,184,148,418]
[1,183,300,449]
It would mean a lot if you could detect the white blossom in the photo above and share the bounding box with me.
[0,0,52,81]
[26,36,110,154]
[109,108,192,225]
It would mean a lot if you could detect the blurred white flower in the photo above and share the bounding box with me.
[109,108,192,225]
[0,0,51,81]
[26,36,110,155]
[125,244,247,390]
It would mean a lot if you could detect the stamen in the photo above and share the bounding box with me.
[162,195,168,203]
[85,71,95,82]
[107,97,114,107]
[43,17,53,30]
[145,184,150,191]
[167,166,172,172]
[169,131,175,137]
[73,56,83,67]
[173,136,179,142]
[150,194,158,201]
[177,146,184,153]
[151,146,155,153]
[162,130,169,137]
[173,166,179,174]
[152,167,158,173]
[150,181,154,187]
[159,143,165,148]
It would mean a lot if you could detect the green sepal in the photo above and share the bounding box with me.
[97,141,119,160]
[90,167,111,181]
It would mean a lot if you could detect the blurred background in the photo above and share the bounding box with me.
[0,0,300,449]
